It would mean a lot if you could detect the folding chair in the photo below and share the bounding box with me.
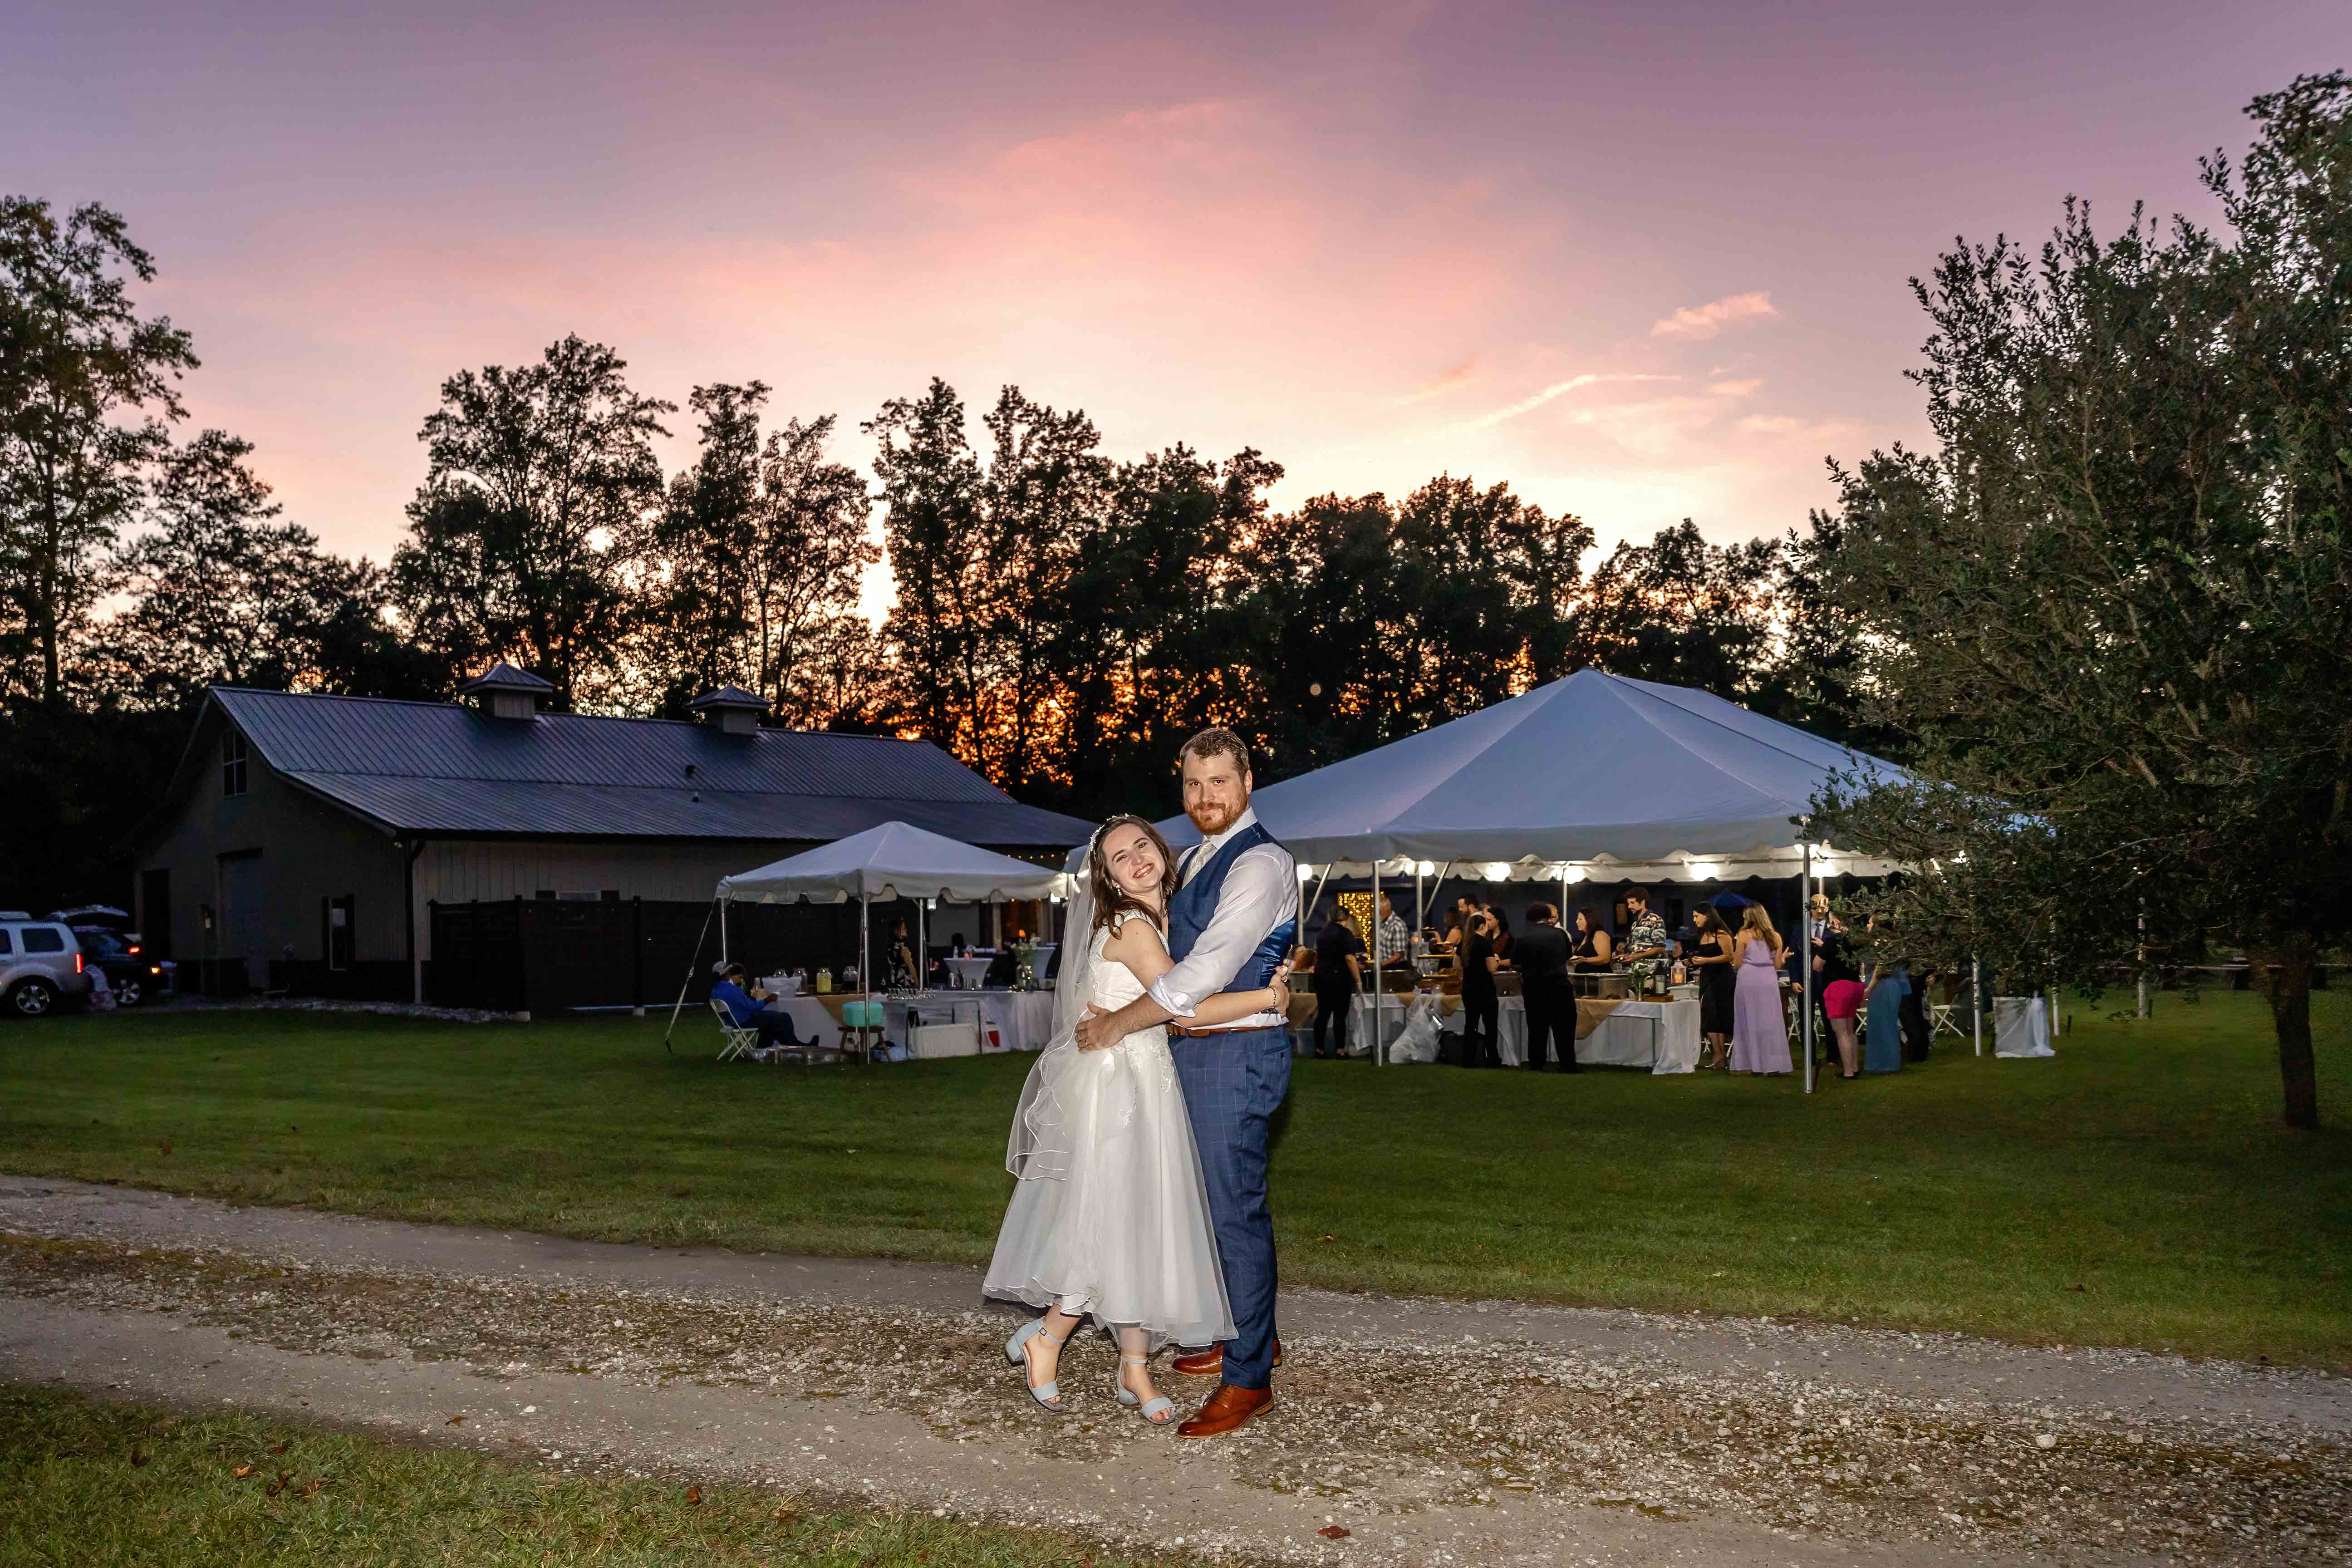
[1930,1003,1967,1042]
[709,998,757,1062]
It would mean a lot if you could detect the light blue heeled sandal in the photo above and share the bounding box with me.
[1005,1317,1072,1412]
[1115,1355,1175,1424]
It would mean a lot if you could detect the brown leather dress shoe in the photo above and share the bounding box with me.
[1170,1339,1282,1377]
[1176,1381,1274,1438]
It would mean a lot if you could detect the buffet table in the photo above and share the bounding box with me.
[1315,990,1699,1073]
[758,983,843,1054]
[880,990,1056,1054]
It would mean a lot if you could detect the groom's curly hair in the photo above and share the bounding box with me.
[1176,727,1251,775]
[1087,816,1181,937]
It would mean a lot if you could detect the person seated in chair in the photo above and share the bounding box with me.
[711,963,813,1053]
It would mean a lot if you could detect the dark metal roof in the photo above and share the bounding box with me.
[210,688,1092,848]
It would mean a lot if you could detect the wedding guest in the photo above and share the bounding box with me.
[1863,917,1909,1074]
[887,919,918,989]
[1311,910,1365,1059]
[1375,892,1410,971]
[1689,905,1736,1069]
[1486,902,1514,963]
[1571,908,1614,972]
[1727,906,1792,1074]
[1516,903,1575,1072]
[1620,886,1669,992]
[1822,973,1865,1078]
[1459,912,1502,1067]
[1441,894,1478,953]
[1806,894,1858,1068]
[1900,963,1934,1062]
[711,963,815,1054]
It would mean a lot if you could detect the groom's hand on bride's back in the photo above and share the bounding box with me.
[1075,1005,1112,1052]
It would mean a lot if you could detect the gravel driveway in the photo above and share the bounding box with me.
[2,1178,2344,1565]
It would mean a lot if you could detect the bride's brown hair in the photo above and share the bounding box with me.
[1088,816,1179,936]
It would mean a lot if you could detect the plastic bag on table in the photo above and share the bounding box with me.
[1388,991,1444,1064]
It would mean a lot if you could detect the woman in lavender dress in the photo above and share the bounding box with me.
[1727,904,1792,1075]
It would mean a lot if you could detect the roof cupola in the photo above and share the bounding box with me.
[456,662,555,721]
[689,685,768,737]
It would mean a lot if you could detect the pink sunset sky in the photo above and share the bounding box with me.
[9,1,2346,614]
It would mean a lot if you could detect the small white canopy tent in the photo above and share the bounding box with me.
[717,821,1070,1017]
[1072,670,1917,1084]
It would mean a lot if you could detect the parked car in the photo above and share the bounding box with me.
[0,912,98,1018]
[69,925,172,1007]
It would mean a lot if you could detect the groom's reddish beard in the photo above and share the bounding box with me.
[1187,798,1243,838]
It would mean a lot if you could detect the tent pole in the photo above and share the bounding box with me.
[720,898,728,965]
[1372,860,1384,1066]
[1972,956,1984,1057]
[1800,842,1815,1096]
[662,896,720,1050]
[917,899,927,992]
[861,891,871,1022]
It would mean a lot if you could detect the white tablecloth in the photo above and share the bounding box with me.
[1343,993,1699,1073]
[1577,999,1702,1073]
[887,990,1057,1054]
[768,994,841,1053]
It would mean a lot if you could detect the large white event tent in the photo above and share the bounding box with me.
[713,821,1070,1013]
[1079,669,1914,1088]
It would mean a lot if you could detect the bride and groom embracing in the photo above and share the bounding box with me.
[983,727,1297,1437]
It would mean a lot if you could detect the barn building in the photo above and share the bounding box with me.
[134,665,1091,1004]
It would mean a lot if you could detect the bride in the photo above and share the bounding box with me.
[983,815,1291,1424]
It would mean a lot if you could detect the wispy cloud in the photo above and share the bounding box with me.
[1388,356,1478,406]
[1708,378,1764,398]
[1650,291,1777,341]
[1456,372,1676,432]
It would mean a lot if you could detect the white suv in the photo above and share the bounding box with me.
[0,914,97,1018]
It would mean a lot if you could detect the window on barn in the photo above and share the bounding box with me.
[221,730,249,796]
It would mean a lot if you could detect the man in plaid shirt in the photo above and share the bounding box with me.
[1375,892,1410,973]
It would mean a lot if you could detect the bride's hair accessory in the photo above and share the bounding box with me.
[1085,814,1178,937]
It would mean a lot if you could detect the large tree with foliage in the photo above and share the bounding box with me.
[634,382,878,723]
[867,379,1109,793]
[0,197,196,707]
[1571,519,1784,706]
[390,335,672,708]
[98,430,358,708]
[1813,73,2352,1129]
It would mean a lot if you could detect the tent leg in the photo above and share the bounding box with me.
[720,900,729,965]
[1372,862,1384,1066]
[663,897,720,1051]
[1972,957,1984,1057]
[1801,842,1814,1095]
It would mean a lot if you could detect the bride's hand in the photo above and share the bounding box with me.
[1266,960,1295,1014]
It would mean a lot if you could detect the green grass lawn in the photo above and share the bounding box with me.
[3,991,2347,1366]
[0,1385,1175,1567]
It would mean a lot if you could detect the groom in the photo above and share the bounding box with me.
[1075,727,1296,1437]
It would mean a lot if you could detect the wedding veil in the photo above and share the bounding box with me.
[1004,836,1102,1180]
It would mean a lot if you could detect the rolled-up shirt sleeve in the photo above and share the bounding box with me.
[1145,846,1295,1017]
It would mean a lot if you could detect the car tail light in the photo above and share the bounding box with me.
[75,953,85,973]
[128,944,141,954]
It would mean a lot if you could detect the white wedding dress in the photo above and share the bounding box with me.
[983,912,1234,1349]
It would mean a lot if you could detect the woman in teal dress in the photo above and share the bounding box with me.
[1862,922,1908,1074]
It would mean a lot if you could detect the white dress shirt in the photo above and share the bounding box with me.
[1146,806,1296,1027]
